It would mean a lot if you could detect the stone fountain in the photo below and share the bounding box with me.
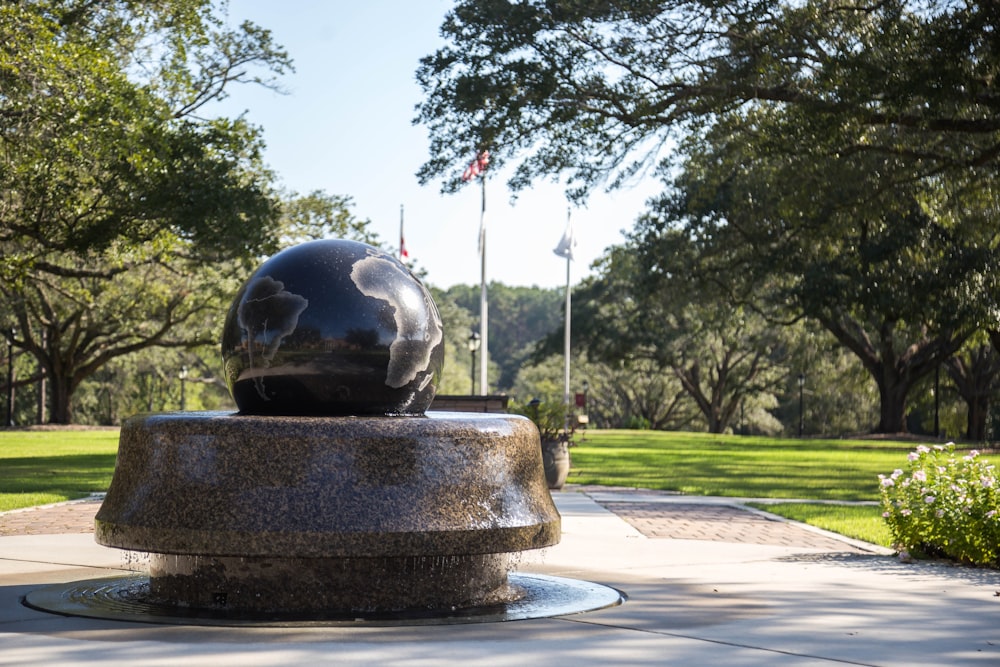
[25,239,621,623]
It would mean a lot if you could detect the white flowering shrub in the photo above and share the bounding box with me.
[879,444,1000,566]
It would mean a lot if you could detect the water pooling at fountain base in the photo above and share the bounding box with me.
[24,572,624,626]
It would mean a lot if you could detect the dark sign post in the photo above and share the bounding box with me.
[6,328,15,427]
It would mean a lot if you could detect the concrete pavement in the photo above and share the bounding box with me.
[1,489,997,666]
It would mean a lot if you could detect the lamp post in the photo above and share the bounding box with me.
[6,328,15,427]
[797,372,805,437]
[467,331,481,395]
[528,397,540,423]
[179,365,188,411]
[582,379,589,412]
[934,363,940,438]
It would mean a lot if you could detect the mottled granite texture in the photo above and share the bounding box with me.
[220,239,444,417]
[95,411,561,613]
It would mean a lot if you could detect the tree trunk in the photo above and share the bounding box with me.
[876,378,909,434]
[48,377,74,424]
[819,315,970,435]
[967,396,989,441]
[945,346,1000,442]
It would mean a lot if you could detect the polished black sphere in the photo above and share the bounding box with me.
[221,239,444,416]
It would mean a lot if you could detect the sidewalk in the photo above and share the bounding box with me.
[1,489,998,666]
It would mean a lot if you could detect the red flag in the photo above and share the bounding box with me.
[399,205,409,260]
[461,150,490,181]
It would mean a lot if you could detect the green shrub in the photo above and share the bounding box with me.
[624,415,651,430]
[879,444,1000,566]
[509,400,575,442]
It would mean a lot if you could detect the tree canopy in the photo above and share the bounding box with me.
[0,0,293,422]
[417,0,1000,197]
[416,0,1000,433]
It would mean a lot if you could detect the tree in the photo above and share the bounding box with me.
[416,1,1000,433]
[443,282,561,391]
[778,322,880,437]
[945,340,1000,441]
[575,357,696,431]
[13,191,379,426]
[560,241,791,433]
[428,287,487,395]
[0,1,294,422]
[74,346,230,425]
[640,88,997,432]
[417,1,1000,198]
[278,191,381,246]
[3,248,247,424]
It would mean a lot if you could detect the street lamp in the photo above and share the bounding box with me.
[797,372,805,437]
[6,328,14,427]
[581,379,589,412]
[528,397,540,423]
[179,365,188,412]
[467,331,481,395]
[934,363,940,438]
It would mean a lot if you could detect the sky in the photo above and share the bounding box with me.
[213,1,663,290]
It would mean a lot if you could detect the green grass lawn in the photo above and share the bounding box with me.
[0,430,119,512]
[568,430,920,501]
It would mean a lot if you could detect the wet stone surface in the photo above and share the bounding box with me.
[4,492,867,553]
[90,411,561,614]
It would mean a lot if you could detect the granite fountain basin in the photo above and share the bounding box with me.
[93,410,560,613]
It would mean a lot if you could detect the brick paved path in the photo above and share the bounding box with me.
[0,494,871,553]
[602,502,868,552]
[0,497,100,536]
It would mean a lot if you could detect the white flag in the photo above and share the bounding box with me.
[553,210,576,260]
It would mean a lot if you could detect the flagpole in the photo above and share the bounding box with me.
[462,150,490,397]
[479,174,488,396]
[563,207,571,410]
[399,204,404,259]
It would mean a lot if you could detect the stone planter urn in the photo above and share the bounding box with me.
[541,438,570,490]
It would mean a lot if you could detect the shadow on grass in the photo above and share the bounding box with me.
[0,453,117,495]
